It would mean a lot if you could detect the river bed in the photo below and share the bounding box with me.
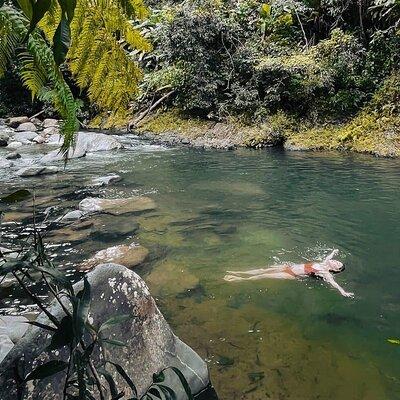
[1,136,399,399]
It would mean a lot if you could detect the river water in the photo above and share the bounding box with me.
[1,137,400,399]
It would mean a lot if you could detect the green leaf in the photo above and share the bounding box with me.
[53,16,70,65]
[170,367,193,400]
[57,0,76,20]
[16,0,33,19]
[108,361,137,397]
[0,260,30,276]
[35,265,71,287]
[24,360,68,382]
[387,338,400,345]
[152,370,165,383]
[29,0,52,33]
[48,315,74,350]
[98,314,130,333]
[158,385,176,400]
[24,320,57,332]
[74,276,91,339]
[101,338,126,347]
[98,367,119,398]
[0,189,31,204]
[148,388,162,399]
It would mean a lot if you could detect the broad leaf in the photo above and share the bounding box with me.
[24,360,68,382]
[109,361,137,397]
[98,367,119,398]
[98,314,130,333]
[25,320,57,332]
[101,338,126,347]
[148,388,162,399]
[0,260,30,276]
[53,16,70,65]
[29,0,52,32]
[48,315,74,350]
[57,0,76,20]
[158,385,176,400]
[170,367,193,400]
[152,370,165,383]
[74,276,91,339]
[16,0,33,19]
[0,189,31,204]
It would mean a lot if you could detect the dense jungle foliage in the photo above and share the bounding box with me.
[0,0,399,153]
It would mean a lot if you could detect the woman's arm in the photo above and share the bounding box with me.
[320,272,354,298]
[324,249,339,261]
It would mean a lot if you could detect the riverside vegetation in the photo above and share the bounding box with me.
[0,0,399,156]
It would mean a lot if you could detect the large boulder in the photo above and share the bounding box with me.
[41,131,122,162]
[7,141,23,150]
[79,196,156,215]
[0,264,212,399]
[6,116,29,128]
[15,122,37,132]
[17,166,60,177]
[79,243,149,271]
[0,316,29,363]
[13,131,37,143]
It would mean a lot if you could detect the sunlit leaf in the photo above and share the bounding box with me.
[98,314,130,333]
[387,338,400,345]
[24,360,68,381]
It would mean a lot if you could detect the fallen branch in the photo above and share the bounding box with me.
[128,90,175,130]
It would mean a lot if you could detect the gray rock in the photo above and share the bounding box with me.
[32,135,46,144]
[5,152,21,160]
[41,146,86,162]
[0,316,29,344]
[13,131,37,143]
[46,133,62,144]
[79,243,149,271]
[56,210,85,222]
[6,141,23,150]
[15,122,37,132]
[41,132,122,162]
[0,264,211,399]
[0,335,14,364]
[79,196,156,215]
[6,116,29,128]
[0,133,9,147]
[42,126,59,137]
[43,118,59,128]
[17,166,60,177]
[0,158,13,168]
[91,174,121,186]
[0,316,29,363]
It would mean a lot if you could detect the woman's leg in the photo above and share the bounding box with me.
[224,271,295,281]
[226,265,285,276]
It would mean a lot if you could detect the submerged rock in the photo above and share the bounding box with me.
[7,141,23,150]
[0,264,212,399]
[15,122,37,132]
[0,158,13,168]
[5,152,21,160]
[0,133,9,147]
[91,174,121,186]
[79,243,149,271]
[79,196,156,215]
[17,166,60,177]
[55,210,85,222]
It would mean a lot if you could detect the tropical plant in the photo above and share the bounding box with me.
[0,197,194,400]
[0,0,151,152]
[0,1,79,153]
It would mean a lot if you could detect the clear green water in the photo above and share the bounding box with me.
[1,139,400,399]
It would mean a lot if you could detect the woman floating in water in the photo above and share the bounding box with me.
[224,249,354,298]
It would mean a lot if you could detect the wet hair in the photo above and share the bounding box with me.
[331,264,345,274]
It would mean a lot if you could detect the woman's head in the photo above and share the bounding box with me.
[326,259,344,273]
